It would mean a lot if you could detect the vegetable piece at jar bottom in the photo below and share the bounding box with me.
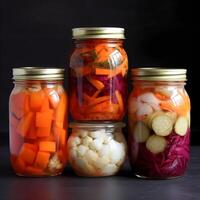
[68,128,127,177]
[130,129,190,178]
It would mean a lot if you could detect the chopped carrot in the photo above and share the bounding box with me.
[55,93,67,129]
[26,166,44,176]
[91,90,101,98]
[30,90,45,111]
[87,77,104,90]
[54,127,66,147]
[18,143,37,165]
[10,126,23,155]
[95,68,111,75]
[155,92,170,101]
[27,122,37,139]
[17,112,34,137]
[10,92,30,118]
[44,88,60,109]
[36,109,53,128]
[34,151,50,169]
[14,157,26,173]
[41,97,50,111]
[88,101,119,114]
[83,93,92,102]
[39,141,56,153]
[36,127,51,137]
[88,96,110,107]
[115,90,124,112]
[10,114,19,128]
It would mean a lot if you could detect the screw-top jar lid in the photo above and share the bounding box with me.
[69,121,126,129]
[131,68,187,81]
[13,67,65,80]
[72,27,125,39]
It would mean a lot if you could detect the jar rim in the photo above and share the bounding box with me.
[131,67,187,81]
[72,27,125,40]
[69,121,126,128]
[12,67,65,80]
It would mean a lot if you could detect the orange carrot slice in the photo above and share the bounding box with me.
[88,96,110,107]
[14,157,26,173]
[91,90,101,98]
[34,151,50,169]
[10,114,19,128]
[36,109,53,128]
[95,68,111,75]
[55,93,67,128]
[39,141,56,153]
[18,143,37,165]
[10,92,30,118]
[17,112,34,137]
[83,93,92,102]
[26,166,44,176]
[36,127,51,137]
[41,97,50,112]
[115,90,124,112]
[30,90,45,111]
[87,77,104,90]
[54,127,66,147]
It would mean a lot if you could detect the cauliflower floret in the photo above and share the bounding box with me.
[48,154,63,173]
[82,136,93,146]
[77,145,89,157]
[68,136,81,148]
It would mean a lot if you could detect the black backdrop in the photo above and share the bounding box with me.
[0,0,195,143]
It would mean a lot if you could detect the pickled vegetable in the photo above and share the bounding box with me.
[70,40,128,120]
[128,82,191,178]
[68,125,127,177]
[9,83,68,176]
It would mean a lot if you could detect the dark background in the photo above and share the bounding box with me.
[0,0,195,144]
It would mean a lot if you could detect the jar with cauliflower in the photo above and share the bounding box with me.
[68,122,127,177]
[128,68,190,179]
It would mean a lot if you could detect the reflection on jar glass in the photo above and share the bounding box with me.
[9,67,68,177]
[69,27,128,121]
[68,122,127,177]
[128,68,190,179]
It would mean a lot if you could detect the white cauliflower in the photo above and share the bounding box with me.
[48,154,63,173]
[68,127,127,177]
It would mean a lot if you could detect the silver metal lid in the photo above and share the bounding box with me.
[13,67,65,80]
[72,27,125,39]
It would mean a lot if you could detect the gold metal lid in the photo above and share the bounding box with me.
[69,121,126,128]
[13,67,65,80]
[72,27,125,39]
[131,68,187,81]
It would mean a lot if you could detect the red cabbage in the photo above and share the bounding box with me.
[129,129,190,178]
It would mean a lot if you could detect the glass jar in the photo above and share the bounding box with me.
[128,68,190,179]
[9,67,68,176]
[69,27,128,121]
[67,122,127,177]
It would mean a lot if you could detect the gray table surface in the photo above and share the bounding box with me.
[0,145,199,200]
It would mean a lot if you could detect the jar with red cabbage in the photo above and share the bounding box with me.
[69,27,128,121]
[128,68,190,179]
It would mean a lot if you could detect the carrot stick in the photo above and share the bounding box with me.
[88,96,110,107]
[95,68,111,75]
[39,141,56,153]
[115,90,124,112]
[34,151,50,169]
[83,93,92,102]
[87,77,104,90]
[91,90,101,98]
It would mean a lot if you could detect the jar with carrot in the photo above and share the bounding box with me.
[9,67,68,176]
[69,27,128,121]
[128,68,190,179]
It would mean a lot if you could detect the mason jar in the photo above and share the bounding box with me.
[9,67,68,176]
[67,122,127,177]
[128,68,190,179]
[69,27,128,121]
